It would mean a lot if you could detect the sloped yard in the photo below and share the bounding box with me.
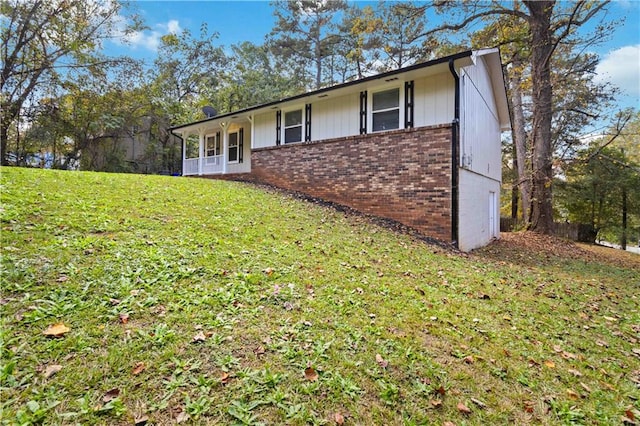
[1,167,638,425]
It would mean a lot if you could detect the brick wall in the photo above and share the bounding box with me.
[221,124,453,242]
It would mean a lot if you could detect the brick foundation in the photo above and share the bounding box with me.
[214,124,453,242]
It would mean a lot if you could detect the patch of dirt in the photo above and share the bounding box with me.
[477,231,640,269]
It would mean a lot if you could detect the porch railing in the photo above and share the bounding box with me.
[183,155,223,176]
[184,158,199,175]
[203,155,223,174]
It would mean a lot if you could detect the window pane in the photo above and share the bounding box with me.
[206,136,216,156]
[285,126,302,143]
[228,146,238,162]
[373,88,399,111]
[372,110,399,131]
[285,110,302,127]
[229,132,238,147]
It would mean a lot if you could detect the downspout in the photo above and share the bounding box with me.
[448,59,460,248]
[170,130,184,176]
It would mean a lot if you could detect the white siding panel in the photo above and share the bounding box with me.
[460,57,502,182]
[458,169,501,252]
[253,112,276,148]
[413,73,454,127]
[311,93,359,140]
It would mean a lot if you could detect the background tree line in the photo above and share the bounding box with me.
[1,0,638,246]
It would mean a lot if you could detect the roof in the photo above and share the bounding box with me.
[171,48,510,133]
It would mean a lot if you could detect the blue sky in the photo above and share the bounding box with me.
[109,1,640,112]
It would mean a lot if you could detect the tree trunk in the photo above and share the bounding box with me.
[509,56,531,224]
[621,187,627,250]
[525,0,555,234]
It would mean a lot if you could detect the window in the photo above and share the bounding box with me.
[205,133,220,157]
[372,88,400,132]
[284,109,303,143]
[228,132,238,162]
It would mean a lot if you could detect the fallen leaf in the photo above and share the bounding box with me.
[560,351,577,360]
[375,353,388,368]
[430,399,442,408]
[44,364,62,378]
[567,368,582,377]
[436,385,446,395]
[103,388,120,403]
[118,313,129,324]
[502,315,512,321]
[175,410,189,423]
[334,412,345,425]
[192,331,206,343]
[470,398,487,409]
[523,401,535,413]
[463,355,474,364]
[457,402,471,414]
[132,362,145,375]
[263,267,274,276]
[566,389,579,400]
[443,422,456,426]
[304,367,319,381]
[56,275,69,283]
[254,346,266,356]
[414,286,425,296]
[579,382,591,393]
[625,409,635,421]
[220,372,230,385]
[544,360,555,368]
[632,348,640,358]
[134,415,149,425]
[43,322,70,337]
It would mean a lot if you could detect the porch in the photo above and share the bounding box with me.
[177,119,252,176]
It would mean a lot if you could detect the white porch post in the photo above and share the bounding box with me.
[198,131,204,176]
[221,122,228,174]
[249,115,255,149]
[182,131,188,175]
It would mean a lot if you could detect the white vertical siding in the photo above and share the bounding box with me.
[312,93,360,140]
[458,169,501,251]
[253,111,276,148]
[459,56,502,182]
[413,73,454,127]
[226,123,251,174]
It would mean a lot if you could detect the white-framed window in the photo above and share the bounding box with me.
[371,87,401,132]
[228,131,239,163]
[205,133,220,157]
[284,109,303,143]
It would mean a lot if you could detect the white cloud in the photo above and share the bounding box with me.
[115,18,182,52]
[595,44,640,98]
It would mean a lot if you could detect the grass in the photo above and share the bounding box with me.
[1,167,638,425]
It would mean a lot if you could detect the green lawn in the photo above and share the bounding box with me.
[1,167,638,425]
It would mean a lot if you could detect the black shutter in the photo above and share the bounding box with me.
[276,110,281,145]
[239,128,244,163]
[359,90,368,134]
[305,103,312,141]
[404,80,414,128]
[216,131,221,155]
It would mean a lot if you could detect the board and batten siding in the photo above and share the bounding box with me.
[459,56,502,182]
[457,55,503,251]
[413,73,455,128]
[252,74,456,149]
[311,92,360,141]
[253,111,276,149]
